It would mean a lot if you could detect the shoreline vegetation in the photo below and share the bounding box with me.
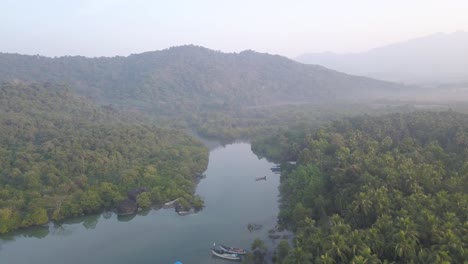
[0,82,208,234]
[250,111,467,263]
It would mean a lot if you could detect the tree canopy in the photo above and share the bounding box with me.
[0,82,208,233]
[0,46,405,117]
[252,111,468,263]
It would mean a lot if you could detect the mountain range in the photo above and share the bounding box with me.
[0,45,406,115]
[296,31,468,84]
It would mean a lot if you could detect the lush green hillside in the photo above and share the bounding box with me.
[0,46,405,116]
[252,111,467,263]
[0,82,208,234]
[192,102,419,142]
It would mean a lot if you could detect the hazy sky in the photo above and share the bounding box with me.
[1,0,468,57]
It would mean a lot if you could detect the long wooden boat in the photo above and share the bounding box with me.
[220,244,247,255]
[255,176,266,181]
[211,248,241,260]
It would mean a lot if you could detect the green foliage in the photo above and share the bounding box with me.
[251,238,266,251]
[23,208,49,226]
[191,195,204,211]
[253,111,468,263]
[243,238,268,264]
[0,47,405,117]
[0,82,209,233]
[196,102,415,143]
[99,182,124,208]
[274,240,291,263]
[80,190,103,214]
[0,208,16,233]
[0,47,421,144]
[136,192,151,209]
[176,197,191,212]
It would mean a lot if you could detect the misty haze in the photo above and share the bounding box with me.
[297,31,468,84]
[0,1,467,264]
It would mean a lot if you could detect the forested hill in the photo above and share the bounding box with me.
[0,46,405,114]
[252,111,467,263]
[0,82,208,234]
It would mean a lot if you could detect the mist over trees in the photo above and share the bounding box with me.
[296,31,468,84]
[0,45,407,116]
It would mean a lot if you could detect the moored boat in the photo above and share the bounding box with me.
[220,244,248,255]
[211,248,241,260]
[255,176,266,181]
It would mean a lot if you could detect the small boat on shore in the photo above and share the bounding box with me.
[220,244,247,255]
[163,198,180,208]
[211,248,241,260]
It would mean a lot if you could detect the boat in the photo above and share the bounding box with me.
[163,198,180,208]
[271,166,281,174]
[211,248,241,260]
[255,176,266,181]
[220,244,248,255]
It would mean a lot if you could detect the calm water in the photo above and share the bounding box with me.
[0,143,280,264]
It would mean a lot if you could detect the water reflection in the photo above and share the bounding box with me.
[102,211,113,219]
[0,143,281,264]
[22,225,49,239]
[0,208,173,248]
[49,223,73,236]
[0,224,50,253]
[116,213,136,222]
[0,224,50,241]
[82,214,100,229]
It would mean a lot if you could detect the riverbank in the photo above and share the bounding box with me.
[0,143,282,264]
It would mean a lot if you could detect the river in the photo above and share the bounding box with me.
[0,143,282,264]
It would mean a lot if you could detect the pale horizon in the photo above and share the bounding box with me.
[2,0,468,58]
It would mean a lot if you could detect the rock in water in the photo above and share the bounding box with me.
[116,199,137,215]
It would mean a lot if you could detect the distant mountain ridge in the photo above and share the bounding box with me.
[296,31,468,84]
[0,45,405,114]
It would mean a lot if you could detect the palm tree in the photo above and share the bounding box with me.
[283,246,313,264]
[320,252,336,264]
[393,217,419,260]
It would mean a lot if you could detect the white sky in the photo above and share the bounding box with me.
[1,0,468,57]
